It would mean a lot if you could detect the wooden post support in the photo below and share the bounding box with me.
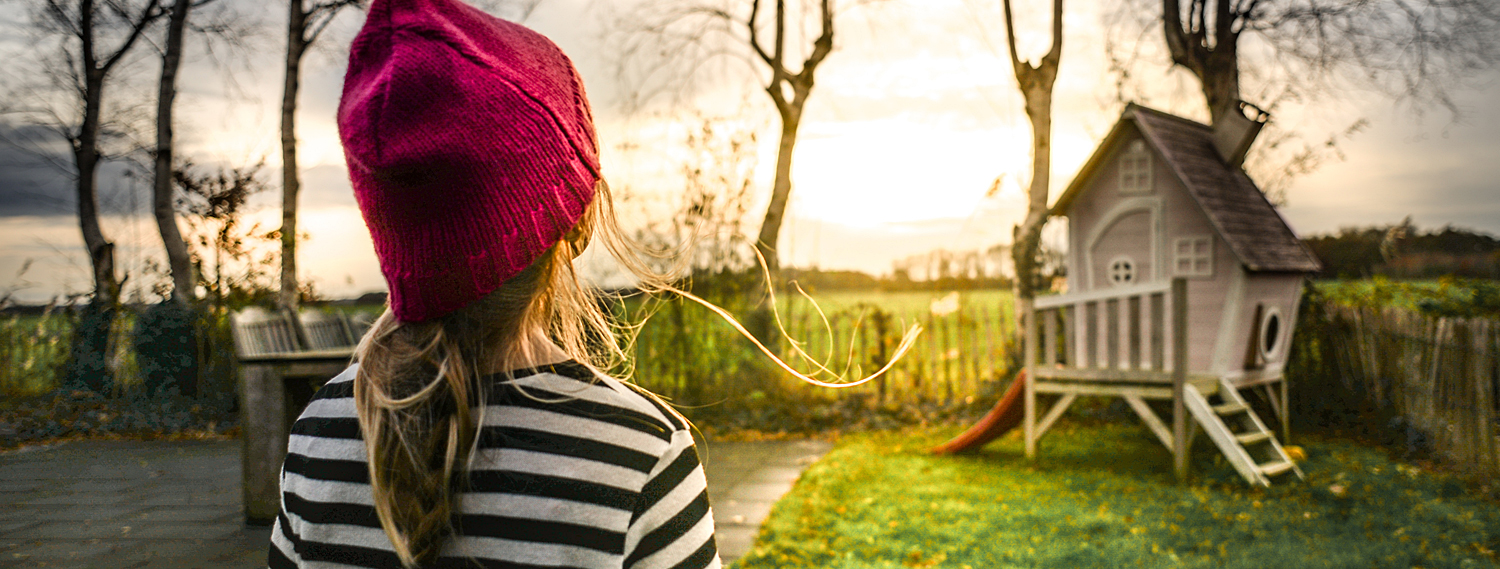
[1280,375,1291,445]
[240,364,287,525]
[1171,278,1189,482]
[1024,299,1038,459]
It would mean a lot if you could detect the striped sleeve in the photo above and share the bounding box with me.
[268,503,303,568]
[622,429,720,569]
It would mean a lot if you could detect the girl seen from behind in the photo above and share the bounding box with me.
[268,0,719,566]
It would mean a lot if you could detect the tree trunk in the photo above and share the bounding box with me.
[754,110,802,275]
[1011,95,1052,302]
[72,78,119,394]
[1161,0,1241,123]
[65,0,163,393]
[1199,46,1240,123]
[280,1,307,311]
[78,70,118,306]
[1003,0,1062,306]
[155,0,195,304]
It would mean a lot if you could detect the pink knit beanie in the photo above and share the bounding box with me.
[339,0,599,322]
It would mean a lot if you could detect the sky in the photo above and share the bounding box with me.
[0,0,1497,303]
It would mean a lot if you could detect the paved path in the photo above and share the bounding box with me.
[0,438,830,568]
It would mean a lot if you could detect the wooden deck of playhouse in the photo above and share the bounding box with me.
[1022,278,1303,486]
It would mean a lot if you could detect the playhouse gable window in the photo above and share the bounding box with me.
[1118,139,1153,194]
[1175,236,1213,276]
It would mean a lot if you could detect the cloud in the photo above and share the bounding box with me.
[0,122,151,219]
[300,164,357,209]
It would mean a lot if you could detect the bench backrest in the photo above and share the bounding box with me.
[299,310,354,351]
[231,308,367,359]
[231,307,304,359]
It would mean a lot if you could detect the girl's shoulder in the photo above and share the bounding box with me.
[311,361,689,435]
[498,361,690,434]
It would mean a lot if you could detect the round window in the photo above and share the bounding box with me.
[1260,308,1283,358]
[1108,256,1136,286]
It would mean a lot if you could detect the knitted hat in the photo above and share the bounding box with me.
[339,0,599,322]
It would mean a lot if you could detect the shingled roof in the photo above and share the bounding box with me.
[1054,104,1322,273]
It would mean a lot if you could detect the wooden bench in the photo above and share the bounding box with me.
[231,307,370,524]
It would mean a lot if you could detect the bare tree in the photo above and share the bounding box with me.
[1096,0,1500,200]
[28,0,166,306]
[1,0,168,392]
[745,0,832,276]
[279,0,364,312]
[1158,0,1500,124]
[150,0,253,305]
[1002,0,1064,307]
[611,0,838,276]
[151,0,195,304]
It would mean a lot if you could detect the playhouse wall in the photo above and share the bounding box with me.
[1226,273,1305,373]
[1065,127,1244,374]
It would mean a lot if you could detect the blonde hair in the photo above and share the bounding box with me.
[351,180,917,567]
[353,181,651,567]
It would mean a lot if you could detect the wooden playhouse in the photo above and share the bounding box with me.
[1022,102,1322,485]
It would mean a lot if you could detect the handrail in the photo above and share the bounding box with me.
[1032,280,1172,309]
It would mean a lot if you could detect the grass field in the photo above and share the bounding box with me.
[627,287,1018,412]
[735,424,1500,569]
[777,289,1013,318]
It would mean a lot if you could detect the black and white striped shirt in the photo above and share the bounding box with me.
[268,361,719,569]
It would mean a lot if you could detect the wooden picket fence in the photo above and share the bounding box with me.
[773,302,1017,404]
[1294,304,1499,476]
[629,298,1017,407]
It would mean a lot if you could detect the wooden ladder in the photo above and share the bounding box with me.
[1182,378,1304,486]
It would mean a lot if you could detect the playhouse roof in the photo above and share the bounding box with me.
[1054,104,1322,273]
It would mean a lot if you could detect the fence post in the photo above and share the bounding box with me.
[1470,319,1495,474]
[941,313,954,401]
[1485,320,1499,475]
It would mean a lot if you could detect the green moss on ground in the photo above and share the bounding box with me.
[736,424,1500,568]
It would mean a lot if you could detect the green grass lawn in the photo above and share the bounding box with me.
[735,424,1500,568]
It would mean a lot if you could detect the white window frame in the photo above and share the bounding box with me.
[1118,139,1153,195]
[1107,255,1138,287]
[1174,236,1213,277]
[1259,306,1284,359]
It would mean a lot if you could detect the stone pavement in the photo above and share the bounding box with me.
[698,440,832,566]
[0,438,831,568]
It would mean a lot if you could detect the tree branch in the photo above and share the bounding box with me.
[747,0,775,68]
[306,0,363,45]
[798,0,834,79]
[772,0,786,71]
[1043,0,1063,67]
[100,0,165,75]
[1001,0,1024,75]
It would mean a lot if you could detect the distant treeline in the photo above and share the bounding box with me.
[1302,221,1500,280]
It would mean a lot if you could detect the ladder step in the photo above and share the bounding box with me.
[1236,432,1272,446]
[1190,379,1220,395]
[1213,402,1248,416]
[1259,461,1295,477]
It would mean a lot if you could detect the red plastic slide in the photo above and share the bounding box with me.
[928,370,1027,454]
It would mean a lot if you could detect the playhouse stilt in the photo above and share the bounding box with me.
[1023,299,1037,459]
[1172,278,1189,482]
